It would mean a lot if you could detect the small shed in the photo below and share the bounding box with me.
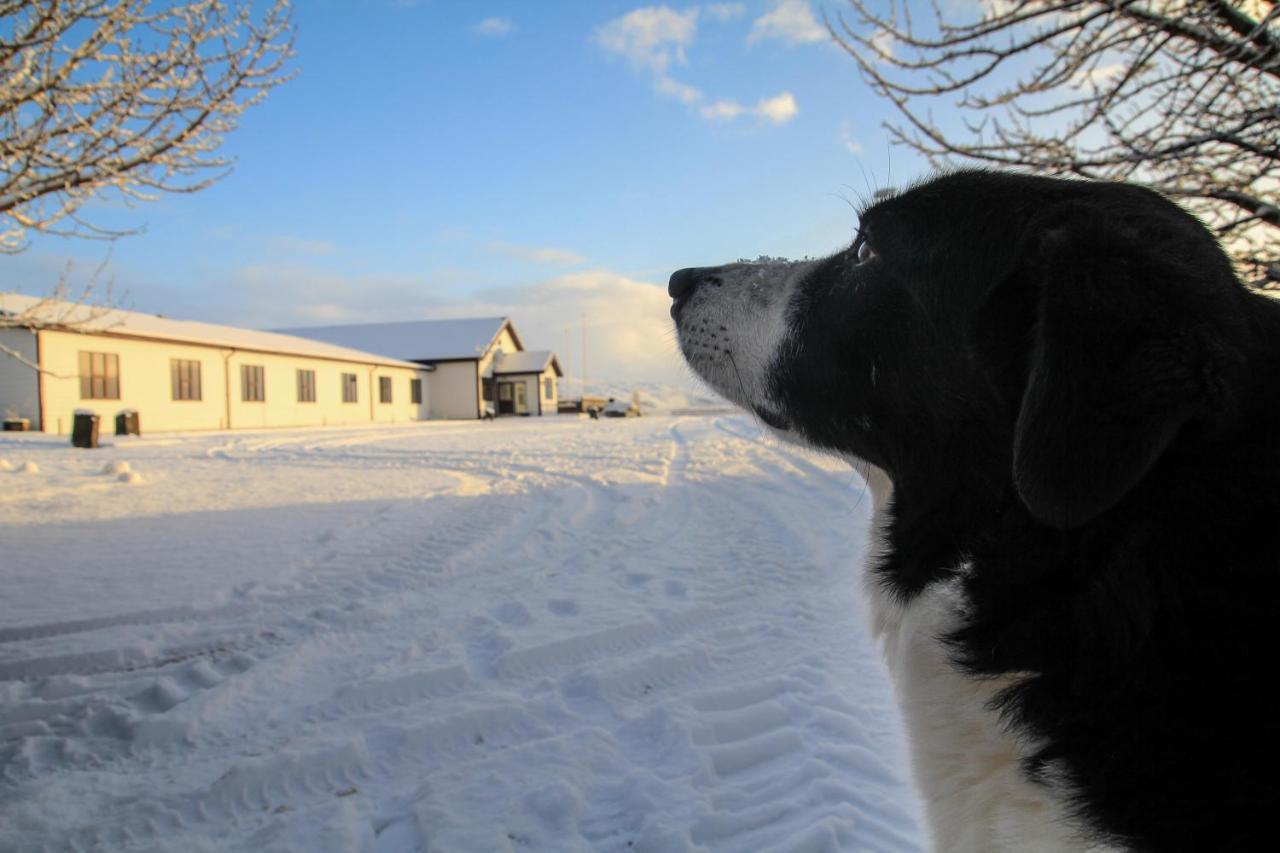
[491,350,563,416]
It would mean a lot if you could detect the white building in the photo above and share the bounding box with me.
[1,293,432,434]
[282,317,564,418]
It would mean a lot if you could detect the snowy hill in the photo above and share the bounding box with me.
[560,377,730,414]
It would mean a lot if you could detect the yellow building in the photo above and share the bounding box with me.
[1,293,432,434]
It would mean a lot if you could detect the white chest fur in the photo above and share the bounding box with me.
[858,467,1119,853]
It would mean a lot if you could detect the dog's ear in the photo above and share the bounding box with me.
[1010,201,1234,530]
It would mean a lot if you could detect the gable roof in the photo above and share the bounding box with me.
[493,350,563,377]
[278,317,521,362]
[0,292,428,370]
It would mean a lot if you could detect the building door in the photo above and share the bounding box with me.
[497,382,514,414]
[514,382,528,415]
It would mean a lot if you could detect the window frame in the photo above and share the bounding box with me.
[378,375,393,404]
[341,372,358,403]
[297,368,317,403]
[79,351,120,400]
[241,364,266,402]
[410,377,422,405]
[170,359,202,401]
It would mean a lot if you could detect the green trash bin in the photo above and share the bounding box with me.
[115,410,140,436]
[71,412,100,448]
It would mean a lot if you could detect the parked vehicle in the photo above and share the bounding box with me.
[602,398,641,418]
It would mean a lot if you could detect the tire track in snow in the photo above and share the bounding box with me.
[0,602,256,645]
[0,417,921,851]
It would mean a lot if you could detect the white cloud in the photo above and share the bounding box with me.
[460,269,683,383]
[655,75,703,104]
[755,91,798,124]
[870,27,895,61]
[840,120,864,155]
[473,17,515,37]
[595,5,799,129]
[703,3,745,22]
[486,242,586,266]
[1070,62,1126,89]
[700,91,798,125]
[699,99,747,121]
[593,6,700,75]
[748,0,826,45]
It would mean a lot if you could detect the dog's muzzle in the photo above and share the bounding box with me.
[667,266,714,319]
[668,262,797,432]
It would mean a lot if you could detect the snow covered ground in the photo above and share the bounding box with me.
[0,415,924,852]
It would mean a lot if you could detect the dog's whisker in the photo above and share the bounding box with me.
[725,350,751,409]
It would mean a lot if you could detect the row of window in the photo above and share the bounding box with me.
[81,351,423,405]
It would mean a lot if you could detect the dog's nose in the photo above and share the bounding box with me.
[668,267,704,301]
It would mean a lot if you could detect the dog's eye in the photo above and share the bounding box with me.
[856,239,877,265]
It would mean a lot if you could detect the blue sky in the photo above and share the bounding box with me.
[3,1,929,383]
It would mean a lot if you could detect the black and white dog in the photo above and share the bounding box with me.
[669,170,1280,852]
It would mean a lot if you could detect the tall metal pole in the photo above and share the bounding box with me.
[563,326,572,383]
[581,313,588,399]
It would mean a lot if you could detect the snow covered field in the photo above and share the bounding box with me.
[0,415,923,852]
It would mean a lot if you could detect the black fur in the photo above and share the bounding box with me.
[681,170,1280,851]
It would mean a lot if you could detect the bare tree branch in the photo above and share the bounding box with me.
[832,0,1280,287]
[0,0,295,253]
[0,258,120,377]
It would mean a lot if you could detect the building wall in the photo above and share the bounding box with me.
[0,327,40,429]
[222,350,428,430]
[539,366,558,415]
[427,361,480,419]
[37,329,429,434]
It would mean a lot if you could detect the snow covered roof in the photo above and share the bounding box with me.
[278,317,518,362]
[493,350,563,376]
[0,292,429,370]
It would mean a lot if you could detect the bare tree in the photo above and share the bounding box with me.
[832,0,1279,286]
[0,0,294,254]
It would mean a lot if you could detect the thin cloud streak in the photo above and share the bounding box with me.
[473,17,515,37]
[486,242,587,266]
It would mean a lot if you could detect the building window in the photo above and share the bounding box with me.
[544,377,554,398]
[341,372,358,403]
[482,377,494,401]
[241,364,265,402]
[379,375,393,404]
[79,351,120,399]
[171,359,202,401]
[297,369,316,403]
[410,378,422,405]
